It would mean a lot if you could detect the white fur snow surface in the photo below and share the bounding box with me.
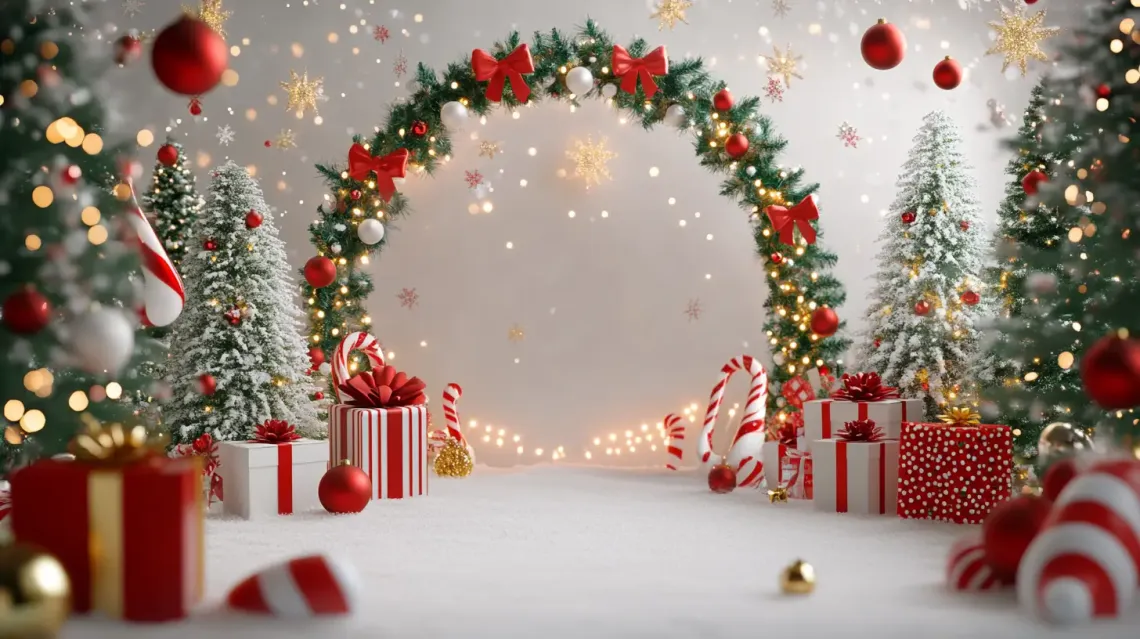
[63,466,1135,638]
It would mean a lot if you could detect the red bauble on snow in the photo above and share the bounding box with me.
[1021,170,1048,195]
[1079,334,1140,410]
[319,462,371,514]
[151,16,229,96]
[410,120,429,137]
[707,464,737,494]
[932,56,962,90]
[901,211,916,224]
[961,290,980,306]
[157,144,179,167]
[245,210,263,229]
[982,494,1052,583]
[2,287,51,335]
[308,347,326,369]
[304,256,337,289]
[914,300,932,316]
[188,98,202,116]
[769,252,784,265]
[114,35,142,66]
[712,88,734,111]
[197,373,217,395]
[203,238,218,251]
[1041,457,1078,502]
[725,133,749,159]
[860,19,907,71]
[810,307,840,337]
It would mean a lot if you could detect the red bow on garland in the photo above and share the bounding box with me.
[765,195,819,246]
[611,45,668,99]
[347,143,409,202]
[837,419,885,442]
[252,419,302,444]
[339,364,427,408]
[471,44,535,103]
[830,372,900,402]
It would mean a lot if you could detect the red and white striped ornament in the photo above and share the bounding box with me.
[331,332,386,400]
[227,554,361,618]
[441,382,476,464]
[127,180,185,327]
[1018,459,1140,625]
[946,532,1003,591]
[664,413,684,470]
[428,429,451,455]
[697,355,769,488]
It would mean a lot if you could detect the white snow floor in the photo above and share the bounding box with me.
[63,465,1135,638]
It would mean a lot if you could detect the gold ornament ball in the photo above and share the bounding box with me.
[779,559,815,595]
[0,543,71,639]
[433,440,473,478]
[1037,422,1094,460]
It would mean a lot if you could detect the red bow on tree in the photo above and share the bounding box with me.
[347,143,409,202]
[765,195,819,246]
[830,372,900,402]
[252,419,302,444]
[611,45,668,99]
[471,44,535,103]
[339,364,427,408]
[837,419,885,442]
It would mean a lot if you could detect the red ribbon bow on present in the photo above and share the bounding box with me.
[776,418,802,449]
[471,44,534,103]
[837,419,885,442]
[339,364,427,408]
[765,195,819,246]
[252,419,302,444]
[611,45,668,99]
[830,372,900,402]
[347,143,409,202]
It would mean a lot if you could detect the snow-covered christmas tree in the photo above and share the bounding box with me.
[857,110,987,415]
[164,162,319,445]
[142,137,203,272]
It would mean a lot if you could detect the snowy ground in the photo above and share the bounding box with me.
[64,466,1134,638]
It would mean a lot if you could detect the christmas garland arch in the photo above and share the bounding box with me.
[306,19,850,421]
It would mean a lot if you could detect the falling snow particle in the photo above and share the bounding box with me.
[216,124,235,146]
[837,121,860,148]
[465,170,484,189]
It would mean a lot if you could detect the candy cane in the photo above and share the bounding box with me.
[441,383,467,446]
[697,355,769,488]
[127,179,185,327]
[331,332,386,402]
[428,429,451,454]
[664,413,684,470]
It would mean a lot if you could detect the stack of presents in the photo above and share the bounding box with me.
[761,370,1013,524]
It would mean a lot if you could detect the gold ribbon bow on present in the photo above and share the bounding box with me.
[937,407,982,427]
[768,487,789,503]
[69,415,169,465]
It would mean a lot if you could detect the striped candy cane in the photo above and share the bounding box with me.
[664,413,684,470]
[127,179,185,327]
[697,355,769,488]
[331,332,386,402]
[440,383,476,465]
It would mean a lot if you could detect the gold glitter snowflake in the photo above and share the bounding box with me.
[183,0,231,37]
[275,129,296,150]
[508,324,525,343]
[567,136,616,188]
[762,44,804,87]
[280,70,324,117]
[650,0,693,31]
[984,5,1060,76]
[479,140,502,159]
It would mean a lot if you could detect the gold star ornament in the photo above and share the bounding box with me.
[183,0,231,37]
[479,140,502,159]
[985,5,1060,76]
[567,136,616,188]
[650,0,693,31]
[762,44,804,87]
[280,70,324,117]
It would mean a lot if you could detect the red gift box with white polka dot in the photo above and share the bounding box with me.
[897,422,1012,524]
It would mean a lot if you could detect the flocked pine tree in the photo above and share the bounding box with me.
[141,137,202,272]
[857,111,987,416]
[164,162,319,445]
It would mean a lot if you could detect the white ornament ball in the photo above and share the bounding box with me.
[357,219,385,245]
[600,84,618,99]
[664,104,686,127]
[440,101,468,130]
[71,307,134,376]
[745,166,757,177]
[565,67,594,96]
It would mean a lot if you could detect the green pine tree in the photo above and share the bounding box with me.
[142,137,203,273]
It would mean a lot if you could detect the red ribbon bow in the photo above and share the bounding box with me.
[347,143,409,202]
[611,45,668,99]
[252,419,302,444]
[339,364,427,408]
[765,195,819,246]
[776,418,802,449]
[837,419,885,442]
[471,44,535,103]
[830,372,900,402]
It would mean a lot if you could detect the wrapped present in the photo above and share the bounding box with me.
[803,372,923,441]
[811,419,898,515]
[328,332,429,500]
[761,441,813,499]
[172,432,223,506]
[9,421,203,622]
[219,420,326,519]
[897,408,1013,524]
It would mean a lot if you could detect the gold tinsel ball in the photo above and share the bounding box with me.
[0,542,71,639]
[433,439,473,478]
[779,559,815,595]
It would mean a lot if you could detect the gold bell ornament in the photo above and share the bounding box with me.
[779,559,816,595]
[0,542,71,639]
[433,439,474,478]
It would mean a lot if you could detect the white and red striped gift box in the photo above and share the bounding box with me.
[329,405,428,500]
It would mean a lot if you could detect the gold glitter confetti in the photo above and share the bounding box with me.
[275,129,296,149]
[567,136,616,188]
[650,0,693,31]
[508,324,525,343]
[280,70,323,117]
[984,5,1060,76]
[183,0,231,37]
[762,44,804,87]
[479,140,502,159]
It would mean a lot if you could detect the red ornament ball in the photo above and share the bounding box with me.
[810,307,840,337]
[308,347,326,369]
[3,287,51,335]
[914,300,932,316]
[712,88,734,111]
[61,165,82,186]
[707,464,737,494]
[1079,335,1140,410]
[203,238,218,251]
[1041,457,1079,502]
[244,210,263,229]
[188,98,202,116]
[410,120,429,137]
[350,189,362,201]
[961,290,980,306]
[157,144,179,167]
[901,211,916,224]
[304,256,337,289]
[725,133,749,159]
[264,140,272,148]
[860,19,907,71]
[151,16,229,96]
[1095,83,1111,99]
[1024,0,1038,4]
[932,56,962,90]
[314,391,325,401]
[959,220,971,232]
[114,35,142,66]
[1022,170,1048,195]
[319,462,372,514]
[873,338,882,349]
[196,373,217,395]
[982,495,1052,583]
[769,252,784,265]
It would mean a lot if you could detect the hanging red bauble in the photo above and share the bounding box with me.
[1024,0,1038,4]
[61,165,82,185]
[2,287,51,335]
[860,19,907,71]
[264,140,272,148]
[410,120,429,137]
[1080,335,1140,410]
[304,256,337,288]
[188,97,202,116]
[960,290,980,306]
[157,144,179,167]
[197,373,217,395]
[810,307,840,337]
[314,391,325,401]
[707,464,737,494]
[1041,457,1078,501]
[901,211,916,224]
[319,462,372,514]
[932,56,962,90]
[308,347,325,369]
[114,35,142,66]
[982,494,1051,583]
[151,16,228,96]
[224,306,242,326]
[770,252,784,265]
[1022,170,1048,195]
[959,220,970,231]
[873,338,882,349]
[245,210,263,229]
[204,238,218,251]
[914,300,932,316]
[350,189,362,201]
[725,133,749,159]
[712,88,734,111]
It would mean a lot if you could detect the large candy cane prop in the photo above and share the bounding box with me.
[440,383,476,464]
[664,413,684,470]
[127,179,185,327]
[331,332,386,401]
[1018,459,1140,625]
[697,355,769,488]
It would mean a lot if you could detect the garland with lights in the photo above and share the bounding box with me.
[306,20,851,422]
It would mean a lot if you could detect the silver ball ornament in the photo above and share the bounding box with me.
[565,67,594,96]
[440,101,468,130]
[357,219,385,245]
[600,84,618,99]
[1037,422,1095,460]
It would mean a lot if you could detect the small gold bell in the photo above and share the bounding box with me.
[0,542,71,639]
[779,559,815,595]
[767,486,789,503]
